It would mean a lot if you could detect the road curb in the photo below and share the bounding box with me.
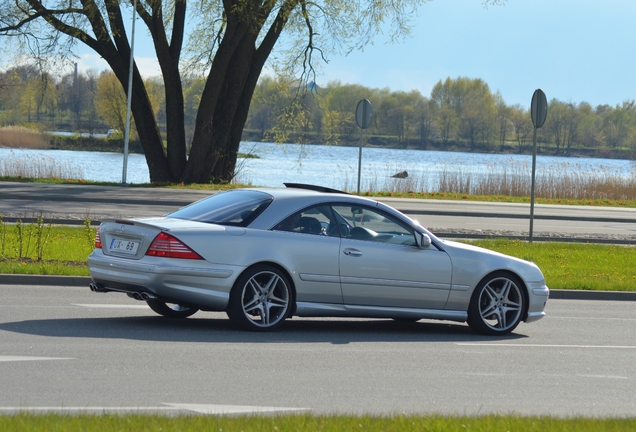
[0,275,634,301]
[548,289,636,301]
[0,274,91,287]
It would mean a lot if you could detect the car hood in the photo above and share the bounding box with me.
[438,238,545,286]
[440,238,526,261]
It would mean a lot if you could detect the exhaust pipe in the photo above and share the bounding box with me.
[89,283,108,293]
[89,283,157,301]
[127,292,158,301]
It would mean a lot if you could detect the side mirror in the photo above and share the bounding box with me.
[417,232,432,248]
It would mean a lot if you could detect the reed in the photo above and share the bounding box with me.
[0,126,49,149]
[348,159,636,201]
[441,160,636,200]
[0,150,84,180]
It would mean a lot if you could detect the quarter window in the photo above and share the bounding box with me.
[273,205,340,237]
[168,190,272,227]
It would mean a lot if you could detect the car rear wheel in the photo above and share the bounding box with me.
[227,265,292,331]
[146,299,199,318]
[467,272,526,336]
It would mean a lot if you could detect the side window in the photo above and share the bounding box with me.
[331,205,416,246]
[273,205,340,237]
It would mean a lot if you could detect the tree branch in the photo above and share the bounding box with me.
[20,0,100,52]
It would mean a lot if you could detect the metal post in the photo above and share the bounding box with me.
[357,128,363,195]
[354,99,372,195]
[529,89,547,243]
[121,0,137,185]
[529,127,538,242]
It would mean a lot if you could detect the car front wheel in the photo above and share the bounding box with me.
[146,299,199,318]
[227,265,292,331]
[467,272,526,336]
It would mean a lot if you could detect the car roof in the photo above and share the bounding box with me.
[242,186,381,229]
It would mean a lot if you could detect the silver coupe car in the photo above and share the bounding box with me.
[88,183,549,335]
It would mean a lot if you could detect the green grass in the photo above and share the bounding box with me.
[0,225,634,291]
[469,239,636,291]
[1,413,636,431]
[0,223,93,276]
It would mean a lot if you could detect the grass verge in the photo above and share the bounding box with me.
[1,413,636,431]
[0,224,93,276]
[0,225,634,291]
[469,239,636,291]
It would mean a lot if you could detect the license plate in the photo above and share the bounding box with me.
[109,238,140,255]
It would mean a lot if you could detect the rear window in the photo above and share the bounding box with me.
[167,190,273,227]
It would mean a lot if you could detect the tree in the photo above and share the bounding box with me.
[322,82,375,141]
[430,78,458,143]
[94,71,128,134]
[546,99,579,154]
[600,101,636,150]
[377,90,423,147]
[509,104,531,153]
[457,78,496,150]
[575,102,599,150]
[495,91,510,150]
[19,73,56,123]
[0,0,437,183]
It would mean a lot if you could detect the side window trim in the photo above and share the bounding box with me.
[272,204,341,237]
[330,203,417,246]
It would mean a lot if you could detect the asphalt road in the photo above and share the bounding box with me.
[1,284,635,417]
[1,182,635,241]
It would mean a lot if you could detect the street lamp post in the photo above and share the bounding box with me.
[121,0,137,185]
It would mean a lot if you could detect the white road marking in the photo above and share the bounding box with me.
[73,303,149,309]
[457,343,636,349]
[0,404,309,415]
[578,375,629,380]
[0,356,74,362]
[163,403,309,414]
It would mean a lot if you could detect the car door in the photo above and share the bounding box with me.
[332,204,452,310]
[272,205,343,305]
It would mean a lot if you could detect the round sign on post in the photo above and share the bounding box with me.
[355,99,372,195]
[531,89,547,129]
[356,99,372,129]
[529,88,547,243]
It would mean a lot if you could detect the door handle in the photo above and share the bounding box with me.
[343,248,362,257]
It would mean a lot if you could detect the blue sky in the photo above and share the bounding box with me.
[320,0,636,108]
[48,0,636,109]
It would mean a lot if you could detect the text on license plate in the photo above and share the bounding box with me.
[109,238,140,255]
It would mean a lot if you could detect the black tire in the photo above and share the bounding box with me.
[467,272,526,336]
[227,265,292,331]
[146,299,199,318]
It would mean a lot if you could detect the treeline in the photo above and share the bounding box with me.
[1,65,635,158]
[247,76,636,158]
[0,65,163,138]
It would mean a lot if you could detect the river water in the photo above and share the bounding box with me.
[0,142,634,191]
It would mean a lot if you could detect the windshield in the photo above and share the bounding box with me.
[168,190,273,227]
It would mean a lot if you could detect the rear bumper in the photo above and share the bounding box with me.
[88,251,241,310]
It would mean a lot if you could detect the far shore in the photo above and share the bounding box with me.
[0,132,634,162]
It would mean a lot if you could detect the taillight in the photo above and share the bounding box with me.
[146,232,203,260]
[95,227,102,249]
